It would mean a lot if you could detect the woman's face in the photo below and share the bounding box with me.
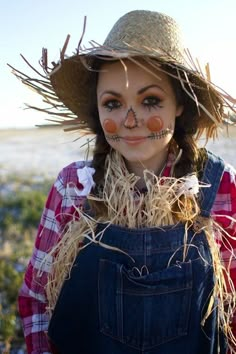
[96,59,183,173]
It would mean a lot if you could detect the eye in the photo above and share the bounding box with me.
[103,99,122,112]
[142,96,162,110]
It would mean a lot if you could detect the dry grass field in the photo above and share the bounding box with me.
[0,127,93,178]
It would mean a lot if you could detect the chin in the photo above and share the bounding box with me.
[122,153,155,165]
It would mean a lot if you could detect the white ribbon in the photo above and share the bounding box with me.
[178,174,199,197]
[76,166,95,196]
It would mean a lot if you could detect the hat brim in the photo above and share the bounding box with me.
[49,51,225,130]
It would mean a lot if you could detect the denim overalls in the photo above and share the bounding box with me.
[48,151,227,354]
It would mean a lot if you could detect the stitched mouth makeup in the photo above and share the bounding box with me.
[106,126,173,143]
[148,126,173,140]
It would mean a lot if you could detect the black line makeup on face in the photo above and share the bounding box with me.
[148,125,174,140]
[105,124,173,142]
[98,62,177,145]
[100,84,166,116]
[123,107,139,129]
[106,135,121,142]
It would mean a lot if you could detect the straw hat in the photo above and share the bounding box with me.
[9,10,236,130]
[49,10,186,122]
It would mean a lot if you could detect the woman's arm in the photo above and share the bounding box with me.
[212,165,236,350]
[18,161,89,353]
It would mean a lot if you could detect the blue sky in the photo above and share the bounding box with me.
[1,0,236,128]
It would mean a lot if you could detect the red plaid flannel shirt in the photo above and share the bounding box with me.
[18,156,236,354]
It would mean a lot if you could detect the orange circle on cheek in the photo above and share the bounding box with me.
[103,119,118,134]
[146,116,163,132]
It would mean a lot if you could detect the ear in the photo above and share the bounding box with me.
[176,105,184,118]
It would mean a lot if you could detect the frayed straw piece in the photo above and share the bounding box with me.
[177,69,222,127]
[8,58,80,126]
[205,62,211,82]
[23,105,73,116]
[76,16,87,55]
[184,48,199,73]
[184,49,236,115]
[41,48,48,72]
[60,35,70,61]
[192,216,236,349]
[20,54,47,79]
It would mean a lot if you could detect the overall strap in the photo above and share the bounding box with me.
[199,149,225,217]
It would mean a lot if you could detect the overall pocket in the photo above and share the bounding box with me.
[98,259,192,350]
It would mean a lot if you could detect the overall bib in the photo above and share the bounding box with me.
[48,151,227,354]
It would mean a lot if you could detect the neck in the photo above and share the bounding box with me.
[124,150,168,189]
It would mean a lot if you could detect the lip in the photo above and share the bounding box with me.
[122,136,147,145]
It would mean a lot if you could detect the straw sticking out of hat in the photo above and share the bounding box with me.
[7,9,236,133]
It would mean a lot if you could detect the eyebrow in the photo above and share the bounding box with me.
[99,90,122,99]
[137,84,166,94]
[99,84,166,99]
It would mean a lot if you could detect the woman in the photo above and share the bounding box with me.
[15,10,236,354]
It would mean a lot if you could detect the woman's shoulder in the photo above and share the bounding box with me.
[55,160,95,198]
[219,162,236,194]
[203,149,236,177]
[199,149,236,209]
[207,149,236,214]
[58,160,93,183]
[210,157,236,234]
[208,149,235,174]
[223,161,236,177]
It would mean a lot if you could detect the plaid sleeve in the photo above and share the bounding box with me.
[18,161,88,354]
[212,165,236,349]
